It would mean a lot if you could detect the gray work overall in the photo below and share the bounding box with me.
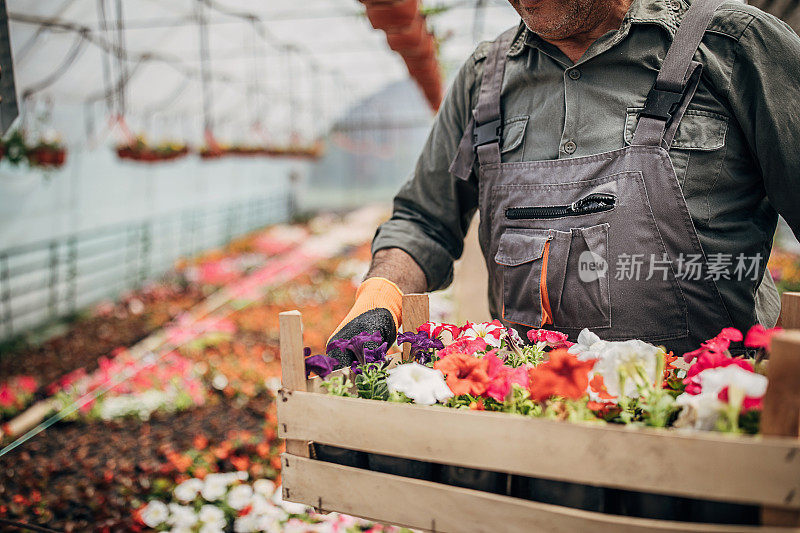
[459,0,731,354]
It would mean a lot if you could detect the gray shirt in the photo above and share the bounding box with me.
[373,0,800,328]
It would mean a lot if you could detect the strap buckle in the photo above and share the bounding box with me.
[639,85,684,123]
[472,118,502,152]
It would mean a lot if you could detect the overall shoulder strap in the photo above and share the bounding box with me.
[449,28,517,180]
[633,0,727,147]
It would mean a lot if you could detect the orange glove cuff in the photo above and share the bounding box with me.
[329,277,403,341]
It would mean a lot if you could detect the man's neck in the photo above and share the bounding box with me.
[540,0,633,63]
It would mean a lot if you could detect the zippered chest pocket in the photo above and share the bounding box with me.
[506,193,616,220]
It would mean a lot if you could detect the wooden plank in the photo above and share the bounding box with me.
[401,293,429,361]
[761,330,800,526]
[277,391,800,508]
[778,293,800,329]
[281,454,797,533]
[279,310,309,458]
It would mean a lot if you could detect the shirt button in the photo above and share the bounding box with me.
[563,140,577,154]
[568,69,581,80]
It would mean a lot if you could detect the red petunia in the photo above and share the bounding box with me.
[744,324,783,350]
[438,337,488,358]
[683,327,743,363]
[527,349,595,402]
[434,352,492,396]
[527,329,574,349]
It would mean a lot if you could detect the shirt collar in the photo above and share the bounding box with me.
[520,0,687,52]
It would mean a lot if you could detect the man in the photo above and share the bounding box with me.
[327,0,800,367]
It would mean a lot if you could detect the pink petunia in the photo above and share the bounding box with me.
[683,327,743,363]
[483,353,529,402]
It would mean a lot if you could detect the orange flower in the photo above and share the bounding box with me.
[527,349,595,402]
[589,374,615,400]
[230,455,250,471]
[433,352,491,396]
[193,434,209,450]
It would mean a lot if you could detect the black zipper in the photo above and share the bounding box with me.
[505,193,616,220]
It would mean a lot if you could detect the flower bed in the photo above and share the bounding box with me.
[0,212,400,531]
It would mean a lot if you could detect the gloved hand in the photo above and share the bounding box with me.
[327,277,402,369]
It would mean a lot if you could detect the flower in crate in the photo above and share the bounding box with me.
[386,363,453,405]
[683,327,743,363]
[140,500,169,527]
[459,320,506,347]
[418,321,461,340]
[396,331,444,364]
[592,339,664,398]
[304,348,338,379]
[438,337,488,358]
[744,324,783,350]
[434,353,492,396]
[527,349,595,402]
[675,365,767,430]
[484,354,529,402]
[527,329,574,349]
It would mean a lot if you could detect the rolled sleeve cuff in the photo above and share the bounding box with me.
[371,219,455,292]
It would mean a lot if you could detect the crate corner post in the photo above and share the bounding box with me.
[761,328,800,527]
[279,310,310,459]
[401,293,430,361]
[778,292,800,329]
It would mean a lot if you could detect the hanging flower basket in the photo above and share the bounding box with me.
[366,0,418,31]
[116,138,189,163]
[28,144,67,168]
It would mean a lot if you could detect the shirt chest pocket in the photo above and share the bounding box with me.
[500,115,529,162]
[624,108,728,187]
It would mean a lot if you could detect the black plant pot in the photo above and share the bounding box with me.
[313,444,367,469]
[366,452,434,480]
[511,476,606,512]
[686,500,759,525]
[608,489,691,521]
[438,465,508,494]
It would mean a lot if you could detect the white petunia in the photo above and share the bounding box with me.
[235,470,249,481]
[227,484,254,510]
[198,523,226,533]
[198,504,226,526]
[386,363,453,405]
[255,514,283,533]
[167,503,198,528]
[140,500,169,527]
[200,475,229,501]
[233,514,259,533]
[697,365,767,398]
[586,337,663,398]
[460,321,504,347]
[173,478,203,503]
[674,392,724,430]
[169,527,193,533]
[253,478,276,498]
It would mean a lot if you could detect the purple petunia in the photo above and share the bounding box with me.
[350,341,389,374]
[327,331,383,366]
[397,331,444,364]
[304,347,339,379]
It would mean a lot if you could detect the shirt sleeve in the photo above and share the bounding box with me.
[371,49,485,291]
[728,12,800,237]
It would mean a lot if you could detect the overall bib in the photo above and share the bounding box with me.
[459,0,731,354]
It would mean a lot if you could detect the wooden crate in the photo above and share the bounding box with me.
[278,293,800,532]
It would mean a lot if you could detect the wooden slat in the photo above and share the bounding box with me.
[277,391,800,508]
[401,293,430,361]
[281,454,798,533]
[778,293,800,329]
[762,330,800,526]
[279,310,310,458]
